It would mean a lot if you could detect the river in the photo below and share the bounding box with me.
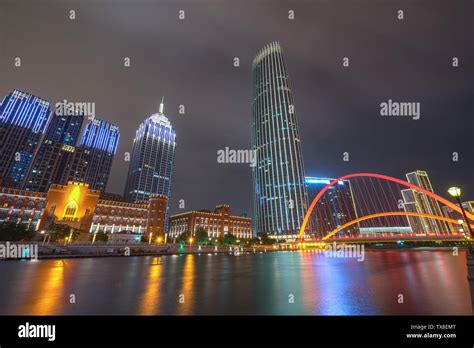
[0,250,471,315]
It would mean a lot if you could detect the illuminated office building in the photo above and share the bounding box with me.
[251,42,308,239]
[24,112,118,193]
[402,170,448,234]
[0,89,52,186]
[124,99,176,231]
[78,118,120,192]
[305,177,359,238]
[24,110,84,192]
[442,201,474,235]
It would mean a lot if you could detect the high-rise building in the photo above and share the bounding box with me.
[402,170,448,234]
[442,201,474,235]
[401,189,426,234]
[124,99,176,231]
[43,108,83,145]
[305,177,359,238]
[251,42,308,239]
[78,118,120,192]
[24,110,84,192]
[0,89,52,187]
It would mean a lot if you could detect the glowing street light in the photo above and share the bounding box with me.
[148,232,153,244]
[448,187,461,198]
[448,187,472,238]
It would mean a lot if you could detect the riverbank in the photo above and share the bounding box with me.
[0,242,276,260]
[1,241,471,260]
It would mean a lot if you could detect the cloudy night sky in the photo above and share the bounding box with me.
[0,0,472,216]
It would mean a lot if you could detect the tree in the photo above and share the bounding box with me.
[176,231,190,243]
[194,227,209,245]
[224,233,237,245]
[250,237,260,245]
[257,233,275,245]
[46,223,79,242]
[0,222,36,241]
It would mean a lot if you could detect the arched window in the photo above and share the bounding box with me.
[63,201,78,220]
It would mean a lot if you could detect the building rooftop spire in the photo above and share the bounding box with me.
[159,96,164,115]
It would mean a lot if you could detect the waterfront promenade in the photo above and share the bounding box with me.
[6,242,274,259]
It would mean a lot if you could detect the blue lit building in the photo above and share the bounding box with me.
[124,99,176,231]
[44,111,83,145]
[78,118,120,192]
[251,42,308,239]
[0,89,52,187]
[24,109,84,192]
[305,177,359,238]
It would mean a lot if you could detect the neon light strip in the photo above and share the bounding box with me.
[299,172,474,240]
[322,212,470,240]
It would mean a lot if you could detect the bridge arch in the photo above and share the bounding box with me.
[299,173,474,240]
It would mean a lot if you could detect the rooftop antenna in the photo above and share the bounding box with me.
[159,96,164,115]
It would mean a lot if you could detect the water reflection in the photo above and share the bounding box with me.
[28,260,65,315]
[177,254,195,315]
[0,250,471,315]
[138,257,162,315]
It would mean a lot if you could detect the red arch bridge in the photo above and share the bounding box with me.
[289,173,473,246]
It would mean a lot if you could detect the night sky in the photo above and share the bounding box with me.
[1,0,472,216]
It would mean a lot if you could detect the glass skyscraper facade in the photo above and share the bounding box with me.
[24,110,84,192]
[305,177,359,238]
[124,100,176,231]
[78,118,120,192]
[251,42,308,239]
[0,89,52,187]
[44,111,83,145]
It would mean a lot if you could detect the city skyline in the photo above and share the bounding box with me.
[0,1,471,219]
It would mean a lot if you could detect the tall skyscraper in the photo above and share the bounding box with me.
[124,99,176,231]
[0,89,52,187]
[43,109,83,145]
[402,170,448,234]
[24,109,84,192]
[78,118,120,192]
[251,42,308,239]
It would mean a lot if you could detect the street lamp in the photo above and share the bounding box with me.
[448,187,473,238]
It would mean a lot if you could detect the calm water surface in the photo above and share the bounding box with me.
[0,250,471,315]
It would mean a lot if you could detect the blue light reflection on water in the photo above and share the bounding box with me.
[0,250,471,315]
